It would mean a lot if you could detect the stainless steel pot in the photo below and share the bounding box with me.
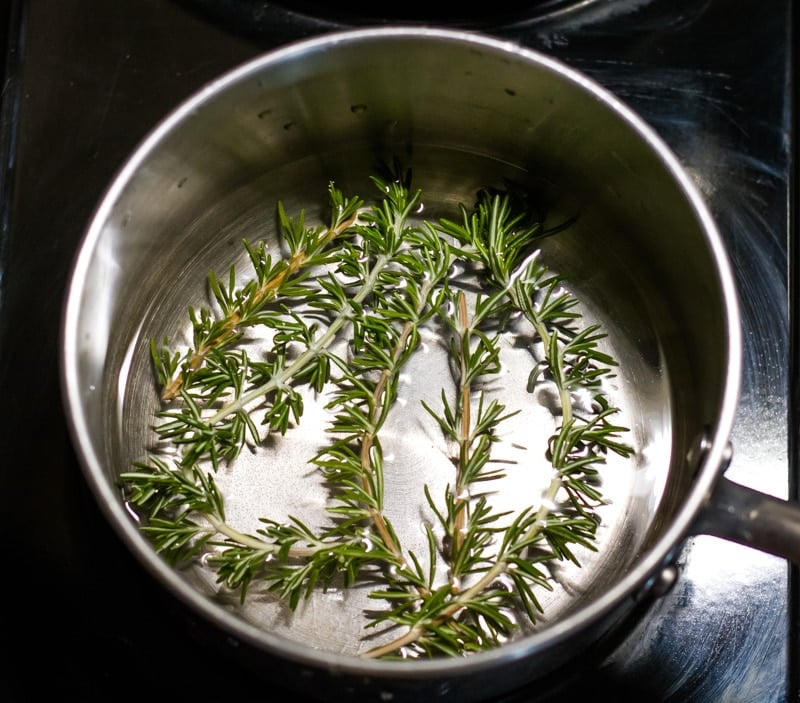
[59,26,796,702]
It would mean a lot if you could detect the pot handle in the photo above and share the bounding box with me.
[693,474,800,562]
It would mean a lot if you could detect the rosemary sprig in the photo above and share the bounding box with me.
[121,171,634,660]
[148,181,419,468]
[155,183,362,401]
[439,189,634,512]
[313,223,452,568]
[360,287,518,658]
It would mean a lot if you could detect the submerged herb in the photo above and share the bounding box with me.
[121,167,634,659]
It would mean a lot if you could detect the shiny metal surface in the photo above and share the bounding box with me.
[0,0,792,701]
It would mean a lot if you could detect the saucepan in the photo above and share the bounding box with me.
[59,26,797,702]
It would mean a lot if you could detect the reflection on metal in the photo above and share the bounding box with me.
[523,3,791,701]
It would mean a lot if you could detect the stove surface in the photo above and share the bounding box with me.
[0,1,794,701]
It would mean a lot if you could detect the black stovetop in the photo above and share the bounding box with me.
[0,1,794,701]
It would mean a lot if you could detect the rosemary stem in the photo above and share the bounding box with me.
[501,250,574,427]
[361,625,426,659]
[449,473,561,603]
[208,252,392,425]
[454,291,472,558]
[206,515,326,559]
[360,273,441,567]
[362,474,564,659]
[162,212,358,400]
[207,515,274,551]
[530,316,574,427]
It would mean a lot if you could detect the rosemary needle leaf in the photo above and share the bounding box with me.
[141,518,213,561]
